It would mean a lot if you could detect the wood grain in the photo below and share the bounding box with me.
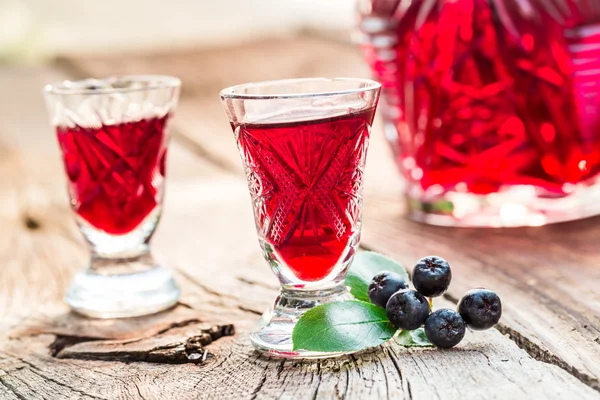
[3,303,597,399]
[0,53,597,398]
[361,207,600,389]
[56,37,600,393]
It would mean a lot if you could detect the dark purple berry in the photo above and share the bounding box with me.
[368,271,409,308]
[458,289,502,330]
[413,256,452,297]
[386,289,430,330]
[424,309,466,349]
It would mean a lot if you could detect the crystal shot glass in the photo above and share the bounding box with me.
[44,75,181,318]
[220,78,381,357]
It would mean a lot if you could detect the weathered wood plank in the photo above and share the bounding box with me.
[4,301,598,399]
[56,38,600,392]
[0,62,598,398]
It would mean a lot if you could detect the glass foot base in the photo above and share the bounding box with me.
[250,285,353,359]
[408,183,600,227]
[65,265,180,318]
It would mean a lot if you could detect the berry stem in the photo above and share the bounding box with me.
[428,297,433,309]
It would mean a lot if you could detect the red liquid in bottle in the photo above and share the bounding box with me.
[235,108,375,281]
[360,0,600,195]
[56,115,168,235]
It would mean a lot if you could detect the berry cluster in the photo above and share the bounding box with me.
[368,256,502,349]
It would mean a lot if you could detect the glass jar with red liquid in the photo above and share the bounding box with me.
[357,0,600,226]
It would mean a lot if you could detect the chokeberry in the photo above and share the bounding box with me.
[413,256,452,297]
[458,289,502,330]
[368,271,409,308]
[386,289,430,330]
[424,309,466,349]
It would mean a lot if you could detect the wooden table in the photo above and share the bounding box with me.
[1,36,599,399]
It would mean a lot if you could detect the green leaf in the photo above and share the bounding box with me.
[292,300,397,352]
[395,328,433,347]
[345,251,410,302]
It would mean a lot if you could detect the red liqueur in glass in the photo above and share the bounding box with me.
[56,115,168,235]
[221,77,380,357]
[234,108,375,281]
[45,75,181,318]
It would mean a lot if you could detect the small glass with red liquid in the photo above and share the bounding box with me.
[44,75,181,318]
[220,78,381,357]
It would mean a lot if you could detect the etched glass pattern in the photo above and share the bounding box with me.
[235,111,372,282]
[44,75,181,318]
[221,78,380,358]
[358,0,600,226]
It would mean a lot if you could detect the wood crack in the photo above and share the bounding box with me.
[473,349,493,367]
[46,317,205,356]
[133,382,146,400]
[26,367,108,400]
[249,361,270,400]
[496,324,599,392]
[154,318,203,335]
[50,323,235,365]
[344,361,350,399]
[349,354,362,379]
[175,301,194,310]
[276,359,285,380]
[387,347,413,400]
[236,276,278,291]
[171,128,239,173]
[176,268,264,315]
[49,335,101,357]
[408,355,442,400]
[311,362,323,400]
[176,269,244,304]
[443,287,600,392]
[376,353,390,400]
[0,376,28,400]
[237,305,263,316]
[8,356,106,400]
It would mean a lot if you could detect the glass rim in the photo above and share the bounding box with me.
[44,74,182,96]
[219,77,381,100]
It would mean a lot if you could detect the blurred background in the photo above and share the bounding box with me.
[0,0,392,188]
[0,0,355,63]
